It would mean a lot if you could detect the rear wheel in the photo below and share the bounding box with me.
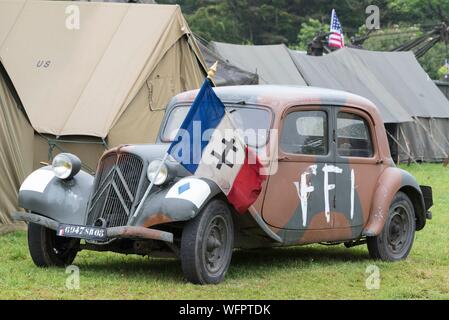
[180,199,234,284]
[367,192,416,261]
[28,223,79,267]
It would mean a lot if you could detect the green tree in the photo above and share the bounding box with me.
[388,0,449,24]
[186,2,242,43]
[419,43,448,79]
[437,65,449,79]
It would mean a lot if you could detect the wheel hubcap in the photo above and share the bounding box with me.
[203,216,228,274]
[387,205,410,254]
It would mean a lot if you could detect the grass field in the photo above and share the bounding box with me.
[0,164,448,299]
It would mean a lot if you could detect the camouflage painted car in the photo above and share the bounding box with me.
[13,86,433,284]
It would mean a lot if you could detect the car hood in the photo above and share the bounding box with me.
[113,143,191,178]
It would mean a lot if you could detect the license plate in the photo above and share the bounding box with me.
[57,224,107,241]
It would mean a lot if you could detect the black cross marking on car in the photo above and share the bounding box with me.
[211,138,238,170]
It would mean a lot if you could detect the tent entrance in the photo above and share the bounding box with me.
[34,134,108,174]
[389,118,449,163]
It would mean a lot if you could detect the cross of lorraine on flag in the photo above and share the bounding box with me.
[167,78,266,213]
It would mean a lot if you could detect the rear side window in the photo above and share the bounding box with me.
[281,111,328,155]
[337,112,373,157]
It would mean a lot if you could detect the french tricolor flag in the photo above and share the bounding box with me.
[168,79,265,213]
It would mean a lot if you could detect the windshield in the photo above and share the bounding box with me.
[162,105,271,147]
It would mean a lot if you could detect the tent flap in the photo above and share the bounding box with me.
[211,41,307,85]
[0,65,34,224]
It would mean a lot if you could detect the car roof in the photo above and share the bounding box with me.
[171,85,380,115]
[163,85,391,160]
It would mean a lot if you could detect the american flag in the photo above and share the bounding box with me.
[328,9,344,48]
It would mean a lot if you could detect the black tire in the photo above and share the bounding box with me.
[27,223,79,267]
[180,199,234,284]
[367,192,416,261]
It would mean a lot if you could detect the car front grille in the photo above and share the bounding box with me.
[86,151,144,228]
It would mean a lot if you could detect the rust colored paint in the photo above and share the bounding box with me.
[166,85,409,245]
[363,167,403,236]
[142,213,173,228]
[87,86,430,246]
[333,105,387,234]
[16,85,429,256]
[108,226,173,243]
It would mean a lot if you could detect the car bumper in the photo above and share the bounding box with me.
[11,211,174,243]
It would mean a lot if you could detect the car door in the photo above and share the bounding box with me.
[333,108,384,230]
[262,106,336,230]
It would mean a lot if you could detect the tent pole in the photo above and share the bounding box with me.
[101,138,109,150]
[38,133,102,173]
[386,130,421,168]
[428,118,449,166]
[395,124,400,165]
[398,126,413,166]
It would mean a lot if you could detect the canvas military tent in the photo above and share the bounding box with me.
[290,48,449,162]
[210,42,307,85]
[0,0,206,227]
[197,41,258,86]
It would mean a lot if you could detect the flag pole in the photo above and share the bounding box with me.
[207,61,218,88]
[131,62,218,220]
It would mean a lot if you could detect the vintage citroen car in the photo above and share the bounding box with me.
[13,86,433,284]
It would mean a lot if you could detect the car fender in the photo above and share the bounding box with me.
[132,176,223,227]
[18,166,94,225]
[363,167,426,237]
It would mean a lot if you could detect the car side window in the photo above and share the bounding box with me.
[337,112,373,157]
[281,111,328,155]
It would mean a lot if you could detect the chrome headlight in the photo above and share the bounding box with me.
[52,153,81,180]
[147,159,168,185]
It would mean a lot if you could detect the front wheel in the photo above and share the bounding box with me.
[367,192,416,261]
[28,222,80,267]
[180,199,234,284]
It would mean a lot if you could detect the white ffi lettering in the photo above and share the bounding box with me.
[294,165,317,227]
[322,164,343,223]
